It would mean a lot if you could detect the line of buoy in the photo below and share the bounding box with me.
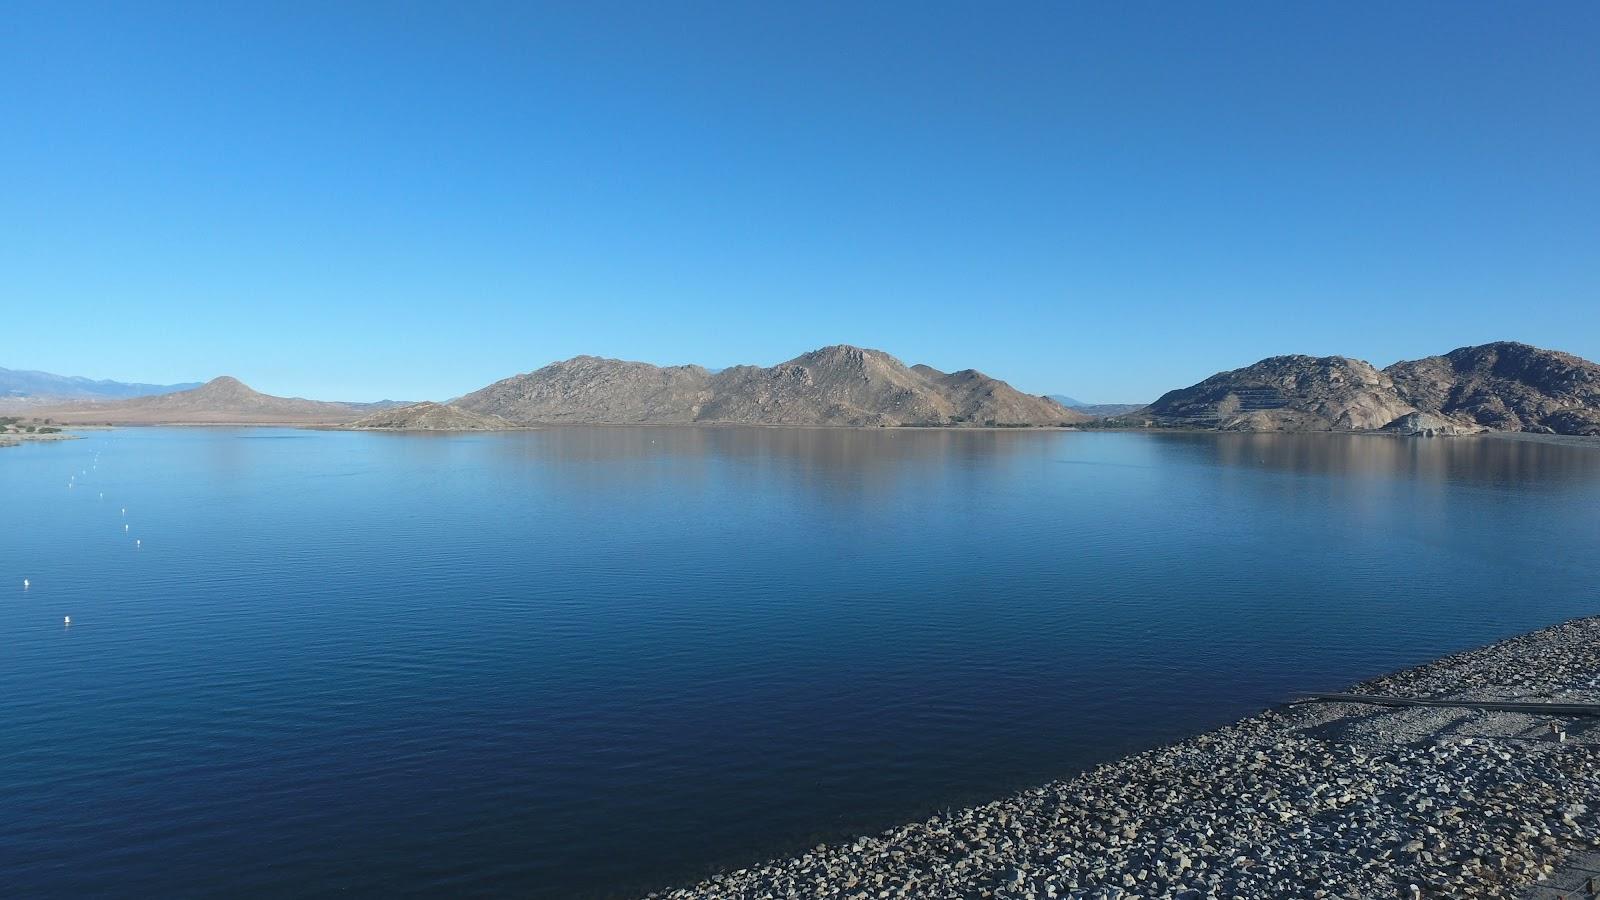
[33,445,153,628]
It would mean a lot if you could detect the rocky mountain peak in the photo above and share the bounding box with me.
[783,345,904,377]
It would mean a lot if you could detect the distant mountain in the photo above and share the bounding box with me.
[1139,342,1600,436]
[0,366,199,404]
[1071,404,1146,417]
[457,345,1085,427]
[339,401,514,431]
[25,376,380,425]
[1048,395,1145,417]
[1385,342,1600,436]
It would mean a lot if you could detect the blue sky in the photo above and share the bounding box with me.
[3,2,1597,402]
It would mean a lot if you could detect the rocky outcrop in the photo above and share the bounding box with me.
[1385,342,1600,436]
[1143,356,1415,431]
[458,346,1084,427]
[1542,409,1600,436]
[339,401,514,431]
[1379,411,1487,437]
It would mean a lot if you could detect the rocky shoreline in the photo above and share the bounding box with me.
[651,618,1600,899]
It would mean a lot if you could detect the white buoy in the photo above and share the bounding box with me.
[22,579,29,589]
[135,539,141,548]
[124,524,129,532]
[64,616,71,625]
[121,508,126,516]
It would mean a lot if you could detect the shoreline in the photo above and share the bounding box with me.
[651,617,1600,899]
[3,416,1600,441]
[22,421,1600,445]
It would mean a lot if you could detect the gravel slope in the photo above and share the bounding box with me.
[649,617,1600,899]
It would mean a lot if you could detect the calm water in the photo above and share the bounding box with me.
[4,428,1599,897]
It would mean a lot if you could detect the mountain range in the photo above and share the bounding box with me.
[7,341,1599,436]
[453,345,1084,427]
[0,366,200,404]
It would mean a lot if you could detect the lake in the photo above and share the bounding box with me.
[4,427,1599,897]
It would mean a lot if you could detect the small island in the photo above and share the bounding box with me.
[0,415,79,447]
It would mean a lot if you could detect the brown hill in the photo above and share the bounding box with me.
[1385,342,1600,436]
[1142,355,1415,431]
[339,401,514,431]
[457,345,1083,427]
[28,376,374,425]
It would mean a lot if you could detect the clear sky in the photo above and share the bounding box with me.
[3,2,1597,403]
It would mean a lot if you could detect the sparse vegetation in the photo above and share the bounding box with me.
[0,415,74,445]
